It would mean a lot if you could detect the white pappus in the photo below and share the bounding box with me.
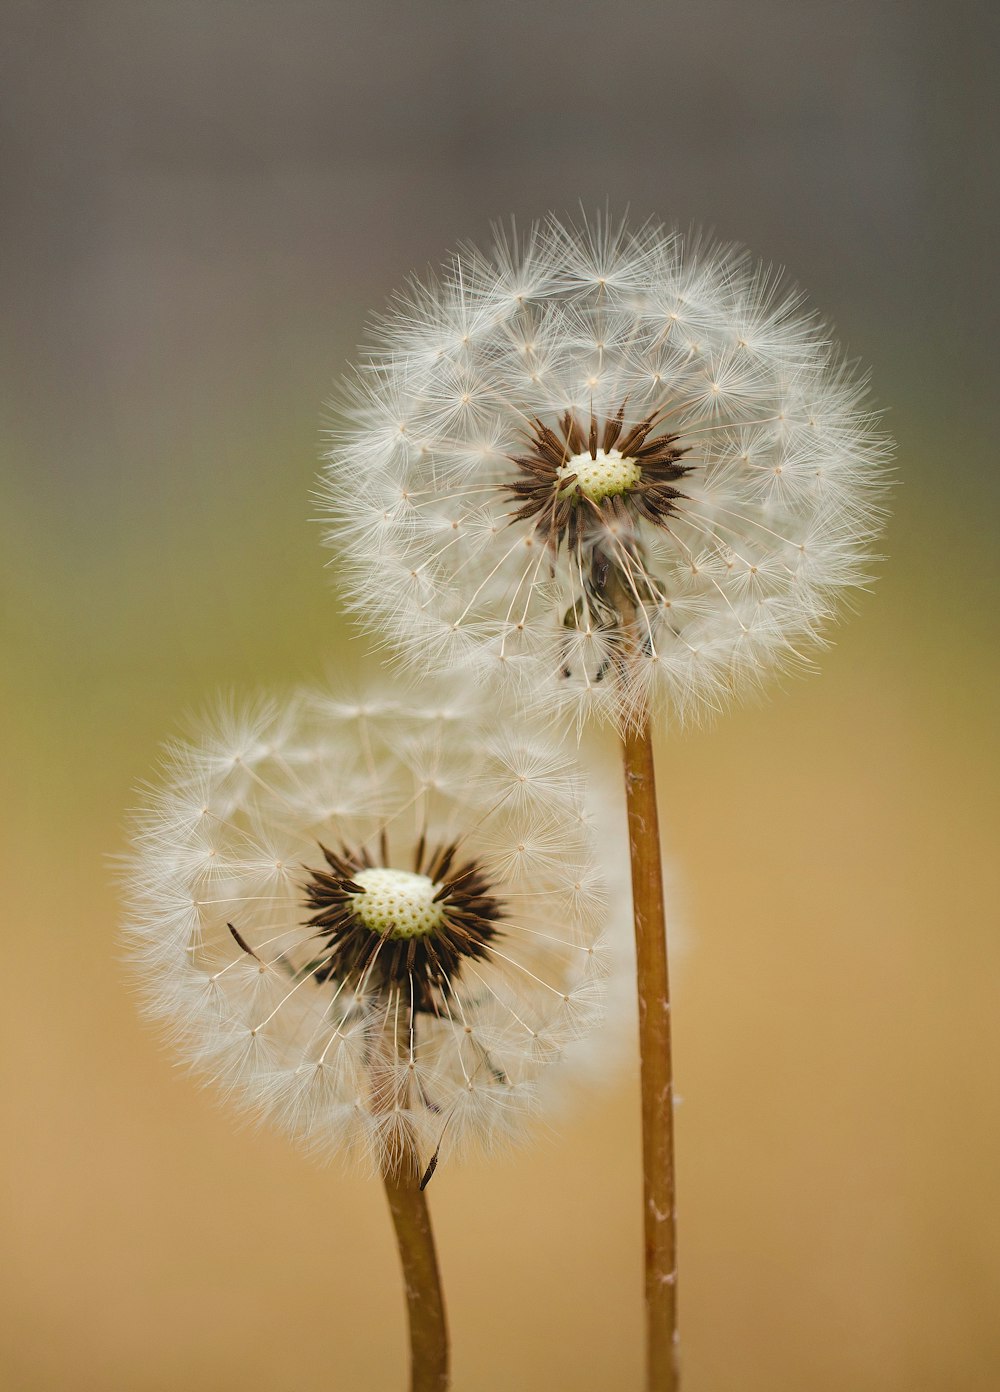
[121,687,612,1177]
[319,214,892,733]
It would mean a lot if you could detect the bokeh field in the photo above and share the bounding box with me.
[2,4,998,1389]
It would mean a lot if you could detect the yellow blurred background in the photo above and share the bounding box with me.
[2,4,998,1389]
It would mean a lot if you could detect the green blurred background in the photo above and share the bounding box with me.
[2,3,998,1388]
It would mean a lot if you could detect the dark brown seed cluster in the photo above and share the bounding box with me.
[299,838,504,1014]
[502,405,692,551]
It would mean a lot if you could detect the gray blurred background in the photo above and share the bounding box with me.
[2,3,999,1390]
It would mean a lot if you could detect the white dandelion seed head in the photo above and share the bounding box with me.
[122,687,612,1175]
[320,213,892,734]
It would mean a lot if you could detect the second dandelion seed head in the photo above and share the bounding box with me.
[122,688,611,1173]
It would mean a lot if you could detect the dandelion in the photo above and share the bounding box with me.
[320,214,889,735]
[122,685,608,1392]
[319,214,892,1389]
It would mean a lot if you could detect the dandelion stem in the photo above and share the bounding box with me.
[622,715,679,1390]
[382,1152,450,1392]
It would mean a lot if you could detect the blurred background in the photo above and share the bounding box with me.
[2,2,998,1388]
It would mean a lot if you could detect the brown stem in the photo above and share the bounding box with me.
[382,1154,450,1392]
[622,716,679,1390]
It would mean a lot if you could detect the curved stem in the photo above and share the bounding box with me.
[622,717,679,1390]
[382,1155,450,1392]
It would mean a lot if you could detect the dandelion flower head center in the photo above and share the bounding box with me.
[505,407,691,559]
[557,448,642,503]
[350,867,444,939]
[303,839,506,1010]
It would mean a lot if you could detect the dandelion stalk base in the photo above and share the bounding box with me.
[383,1157,449,1392]
[622,718,678,1391]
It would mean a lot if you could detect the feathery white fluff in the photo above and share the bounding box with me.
[319,214,891,733]
[122,687,612,1175]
